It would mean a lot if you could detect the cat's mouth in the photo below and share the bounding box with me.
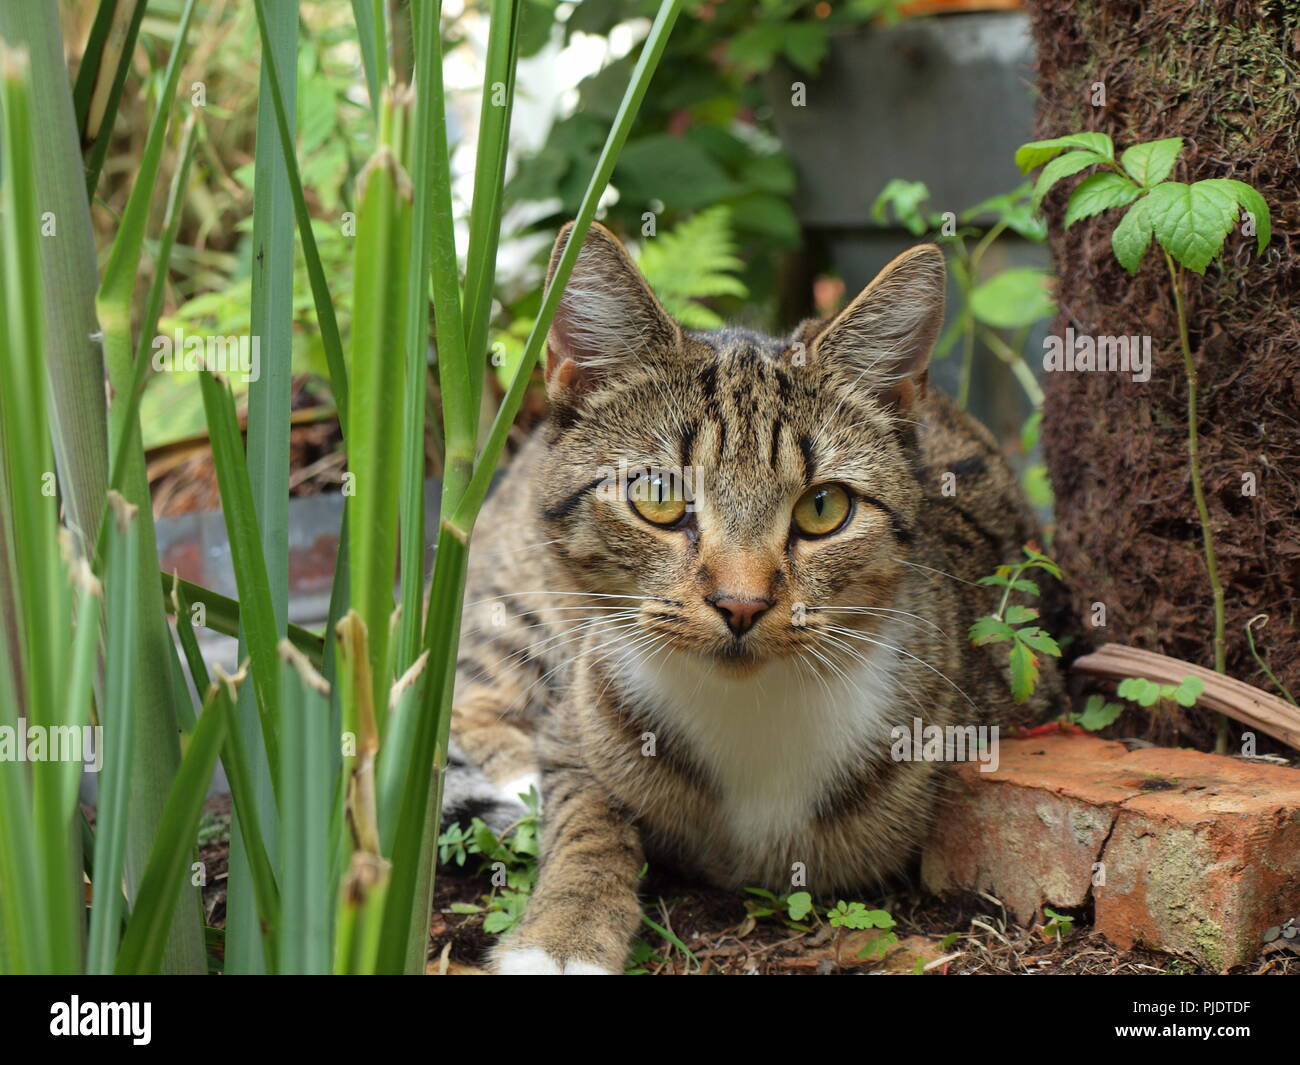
[709,637,767,675]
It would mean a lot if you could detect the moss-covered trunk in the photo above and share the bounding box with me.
[1027,0,1299,740]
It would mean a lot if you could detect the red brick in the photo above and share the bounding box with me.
[921,733,1300,970]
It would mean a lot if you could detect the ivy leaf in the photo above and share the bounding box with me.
[1009,640,1039,703]
[970,616,1015,645]
[1077,694,1125,731]
[1016,626,1061,657]
[1111,196,1154,274]
[1120,137,1184,187]
[1004,604,1039,624]
[1015,133,1115,174]
[1032,150,1108,207]
[969,268,1056,329]
[1143,180,1239,274]
[1065,172,1141,228]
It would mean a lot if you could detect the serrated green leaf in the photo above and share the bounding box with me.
[1032,150,1107,206]
[1120,137,1183,187]
[1143,180,1238,274]
[1065,172,1141,227]
[1009,640,1039,703]
[1015,133,1114,174]
[1016,627,1061,657]
[969,616,1015,645]
[1200,178,1271,255]
[1111,197,1153,273]
[969,268,1056,329]
[1004,604,1039,624]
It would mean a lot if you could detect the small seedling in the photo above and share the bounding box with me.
[1042,907,1075,943]
[438,786,540,935]
[825,902,899,960]
[1017,132,1272,751]
[743,887,814,930]
[969,544,1063,702]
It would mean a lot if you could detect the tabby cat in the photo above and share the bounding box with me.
[450,222,1060,974]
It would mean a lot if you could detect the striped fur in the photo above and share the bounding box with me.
[453,225,1062,974]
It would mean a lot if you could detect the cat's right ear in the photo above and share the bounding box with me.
[544,221,680,399]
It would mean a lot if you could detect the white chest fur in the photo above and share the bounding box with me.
[614,627,902,855]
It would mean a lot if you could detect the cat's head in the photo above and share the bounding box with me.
[535,222,945,675]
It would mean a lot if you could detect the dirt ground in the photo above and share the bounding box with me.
[193,794,1299,976]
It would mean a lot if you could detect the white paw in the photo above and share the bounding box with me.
[496,771,542,809]
[495,947,616,975]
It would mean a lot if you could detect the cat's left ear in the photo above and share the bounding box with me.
[809,244,946,410]
[544,221,680,399]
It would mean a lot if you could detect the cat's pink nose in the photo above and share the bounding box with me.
[710,597,771,637]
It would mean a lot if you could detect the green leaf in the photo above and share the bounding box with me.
[1111,197,1154,274]
[1064,172,1141,228]
[637,206,748,328]
[1032,150,1107,207]
[1143,180,1239,274]
[1202,178,1271,255]
[1009,640,1039,703]
[1173,675,1204,708]
[1015,133,1114,174]
[969,616,1015,646]
[1004,605,1039,624]
[1015,626,1061,657]
[969,268,1055,329]
[787,892,813,921]
[1119,137,1184,187]
[115,692,229,973]
[1077,694,1125,731]
[614,133,737,211]
[871,178,932,237]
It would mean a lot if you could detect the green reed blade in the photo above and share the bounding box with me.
[277,642,334,974]
[74,0,147,198]
[452,0,686,530]
[160,574,325,664]
[250,0,350,437]
[86,494,142,974]
[197,372,282,772]
[114,685,229,974]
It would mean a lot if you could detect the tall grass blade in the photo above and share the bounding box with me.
[113,686,230,974]
[277,642,334,973]
[0,4,108,566]
[227,0,299,976]
[349,97,412,714]
[197,371,282,771]
[250,0,350,436]
[73,0,148,198]
[85,493,142,975]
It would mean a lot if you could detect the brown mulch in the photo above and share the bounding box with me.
[1029,0,1300,749]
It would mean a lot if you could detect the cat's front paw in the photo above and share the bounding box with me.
[493,945,618,976]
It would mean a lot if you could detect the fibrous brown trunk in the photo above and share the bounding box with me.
[1027,0,1300,743]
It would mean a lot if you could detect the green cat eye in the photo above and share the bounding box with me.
[628,470,689,526]
[793,483,853,537]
